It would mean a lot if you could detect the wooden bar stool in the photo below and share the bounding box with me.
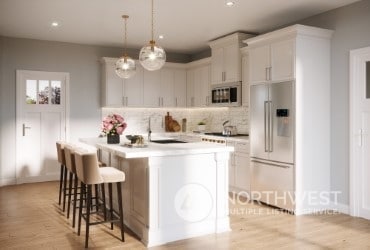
[56,141,67,208]
[74,149,125,248]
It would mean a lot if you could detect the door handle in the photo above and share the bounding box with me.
[268,101,273,152]
[22,123,31,136]
[264,101,268,152]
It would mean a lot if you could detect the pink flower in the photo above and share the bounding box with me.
[101,114,127,135]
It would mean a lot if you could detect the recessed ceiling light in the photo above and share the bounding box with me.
[225,1,235,6]
[51,22,59,27]
[159,35,164,39]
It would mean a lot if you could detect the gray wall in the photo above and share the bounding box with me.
[297,0,370,205]
[0,37,190,183]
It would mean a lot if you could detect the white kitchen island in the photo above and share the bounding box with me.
[81,137,233,247]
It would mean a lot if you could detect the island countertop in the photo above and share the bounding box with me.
[80,137,234,159]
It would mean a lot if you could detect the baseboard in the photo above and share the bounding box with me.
[0,178,17,187]
[330,201,349,214]
[16,174,59,185]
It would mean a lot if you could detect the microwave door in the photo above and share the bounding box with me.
[268,81,294,164]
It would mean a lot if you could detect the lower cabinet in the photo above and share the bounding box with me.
[227,140,251,195]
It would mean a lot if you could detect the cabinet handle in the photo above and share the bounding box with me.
[224,71,226,81]
[22,123,31,136]
[162,97,164,106]
[122,96,125,106]
[265,68,268,81]
[269,67,272,81]
[192,97,194,107]
[126,97,128,106]
[158,97,161,107]
[175,97,178,107]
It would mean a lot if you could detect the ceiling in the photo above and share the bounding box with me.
[0,0,361,54]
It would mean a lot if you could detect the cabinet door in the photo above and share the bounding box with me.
[194,66,210,107]
[160,68,175,107]
[143,70,161,107]
[174,69,187,107]
[271,39,295,81]
[186,69,195,107]
[211,47,224,85]
[123,64,143,107]
[241,54,249,107]
[102,61,124,106]
[235,153,250,192]
[224,43,240,83]
[249,45,270,84]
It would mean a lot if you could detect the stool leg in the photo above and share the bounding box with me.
[58,164,64,205]
[94,184,99,212]
[108,183,113,230]
[67,171,73,218]
[85,184,92,248]
[117,182,125,242]
[62,168,68,212]
[78,182,85,236]
[101,184,107,221]
[72,173,78,228]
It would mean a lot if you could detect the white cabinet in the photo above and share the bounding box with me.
[101,57,185,107]
[174,69,187,107]
[124,64,144,107]
[143,70,161,107]
[241,47,249,107]
[208,33,254,85]
[186,58,211,107]
[228,140,250,194]
[249,39,295,84]
[101,57,144,107]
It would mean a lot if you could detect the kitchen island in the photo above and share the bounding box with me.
[81,137,233,247]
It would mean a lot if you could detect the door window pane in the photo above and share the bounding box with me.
[38,80,49,104]
[26,80,37,104]
[367,61,370,99]
[51,81,61,104]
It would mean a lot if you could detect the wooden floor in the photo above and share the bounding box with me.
[1,182,369,249]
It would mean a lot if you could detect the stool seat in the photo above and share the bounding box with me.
[100,167,125,183]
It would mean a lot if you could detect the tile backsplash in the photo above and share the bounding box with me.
[102,107,249,135]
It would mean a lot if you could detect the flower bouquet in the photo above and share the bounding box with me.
[101,114,127,144]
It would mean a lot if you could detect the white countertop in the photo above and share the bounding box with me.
[81,137,234,159]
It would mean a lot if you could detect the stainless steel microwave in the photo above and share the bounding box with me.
[211,82,241,106]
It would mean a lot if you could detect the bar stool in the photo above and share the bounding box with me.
[64,144,107,228]
[74,149,125,248]
[56,141,67,209]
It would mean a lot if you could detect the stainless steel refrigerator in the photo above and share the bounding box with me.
[250,81,295,210]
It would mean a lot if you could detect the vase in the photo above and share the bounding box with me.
[107,134,120,144]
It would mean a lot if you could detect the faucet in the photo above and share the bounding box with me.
[148,118,152,142]
[223,120,230,126]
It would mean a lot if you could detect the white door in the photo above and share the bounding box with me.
[350,47,370,220]
[16,70,69,184]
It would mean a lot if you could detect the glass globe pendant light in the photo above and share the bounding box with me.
[115,15,136,79]
[139,0,166,71]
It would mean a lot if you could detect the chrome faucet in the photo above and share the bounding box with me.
[223,120,230,126]
[148,118,152,142]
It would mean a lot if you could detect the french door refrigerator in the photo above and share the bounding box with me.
[250,81,295,211]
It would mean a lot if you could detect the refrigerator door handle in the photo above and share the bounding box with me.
[264,101,269,152]
[269,101,273,152]
[251,158,291,169]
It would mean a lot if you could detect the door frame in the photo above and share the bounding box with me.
[15,70,70,183]
[349,46,370,217]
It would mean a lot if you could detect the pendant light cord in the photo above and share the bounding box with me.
[151,0,154,42]
[123,15,128,56]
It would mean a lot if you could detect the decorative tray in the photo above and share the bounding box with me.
[122,143,148,148]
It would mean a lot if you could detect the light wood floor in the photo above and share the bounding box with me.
[1,181,369,249]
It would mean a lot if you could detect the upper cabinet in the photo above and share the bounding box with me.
[101,58,186,107]
[208,33,255,85]
[248,39,295,84]
[186,58,211,107]
[240,47,249,107]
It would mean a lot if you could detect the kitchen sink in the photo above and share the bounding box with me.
[150,139,188,144]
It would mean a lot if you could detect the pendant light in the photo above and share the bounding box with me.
[116,15,136,79]
[139,0,166,71]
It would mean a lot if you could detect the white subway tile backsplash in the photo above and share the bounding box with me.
[102,107,249,135]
